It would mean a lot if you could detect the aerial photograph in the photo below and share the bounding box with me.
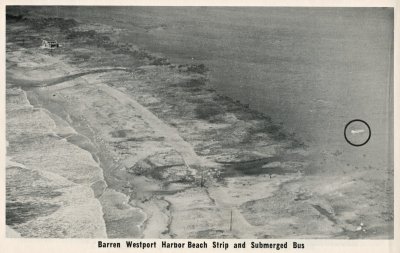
[5,6,393,239]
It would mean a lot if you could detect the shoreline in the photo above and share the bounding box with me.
[6,88,108,237]
[5,10,393,239]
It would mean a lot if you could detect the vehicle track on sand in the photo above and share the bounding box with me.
[206,185,256,238]
[7,67,131,88]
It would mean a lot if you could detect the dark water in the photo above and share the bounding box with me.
[18,7,393,169]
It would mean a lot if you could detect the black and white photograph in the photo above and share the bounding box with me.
[4,4,395,243]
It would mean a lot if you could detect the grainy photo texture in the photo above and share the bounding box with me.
[5,6,394,239]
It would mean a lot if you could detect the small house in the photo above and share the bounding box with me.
[41,39,59,49]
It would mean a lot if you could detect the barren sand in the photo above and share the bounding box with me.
[5,11,393,239]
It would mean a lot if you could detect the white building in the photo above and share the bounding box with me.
[41,39,59,49]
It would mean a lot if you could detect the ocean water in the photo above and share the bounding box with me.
[18,7,393,168]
